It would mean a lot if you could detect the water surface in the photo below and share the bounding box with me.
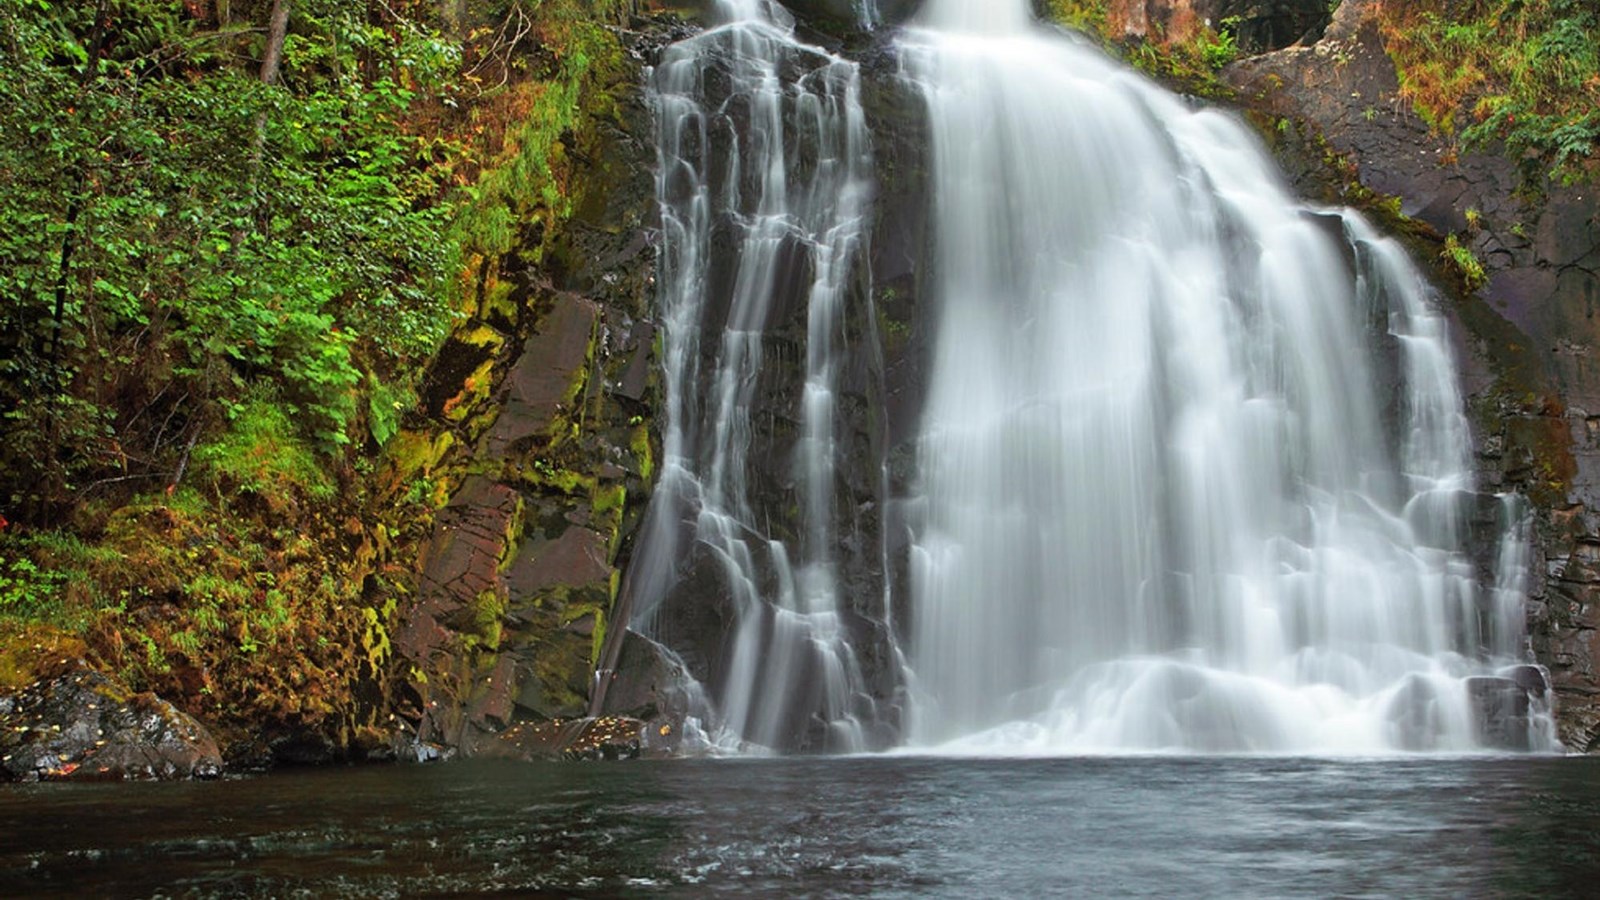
[4,756,1599,897]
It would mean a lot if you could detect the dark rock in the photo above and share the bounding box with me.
[615,320,657,401]
[506,527,612,602]
[0,664,222,782]
[387,9,676,760]
[482,295,600,457]
[786,0,919,30]
[1503,664,1552,702]
[601,630,696,724]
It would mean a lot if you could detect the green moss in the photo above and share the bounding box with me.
[481,272,517,324]
[592,483,627,554]
[591,607,607,669]
[629,423,654,481]
[0,623,88,691]
[194,388,335,503]
[469,588,507,652]
[876,306,911,353]
[458,323,506,350]
[498,495,527,574]
[385,429,456,502]
[443,357,497,423]
[526,460,595,495]
[592,483,626,517]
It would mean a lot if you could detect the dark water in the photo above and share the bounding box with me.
[3,756,1599,897]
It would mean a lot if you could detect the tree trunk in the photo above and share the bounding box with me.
[38,0,110,519]
[258,0,290,86]
[247,0,291,218]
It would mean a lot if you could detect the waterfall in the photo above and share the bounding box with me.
[900,0,1553,753]
[857,0,882,29]
[627,0,884,751]
[624,0,1556,755]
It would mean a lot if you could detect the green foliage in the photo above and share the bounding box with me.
[194,387,336,502]
[1039,1,1236,100]
[1042,0,1107,34]
[0,0,464,515]
[0,529,121,625]
[366,375,413,448]
[1443,233,1488,290]
[449,0,631,265]
[1381,1,1600,183]
[1200,18,1241,71]
[0,553,65,620]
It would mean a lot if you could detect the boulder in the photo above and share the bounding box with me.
[0,664,222,782]
[1505,664,1551,698]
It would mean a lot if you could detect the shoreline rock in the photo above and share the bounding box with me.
[0,663,223,782]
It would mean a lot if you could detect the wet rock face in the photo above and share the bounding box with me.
[1468,676,1533,750]
[389,16,672,758]
[1103,0,1329,51]
[1226,1,1600,750]
[0,665,222,782]
[786,0,919,28]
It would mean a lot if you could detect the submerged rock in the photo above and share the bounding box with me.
[0,664,222,782]
[484,716,647,762]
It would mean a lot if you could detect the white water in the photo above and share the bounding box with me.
[900,0,1556,753]
[627,0,1556,755]
[631,0,879,751]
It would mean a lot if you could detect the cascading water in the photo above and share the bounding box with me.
[626,0,884,751]
[899,0,1556,753]
[624,0,1557,755]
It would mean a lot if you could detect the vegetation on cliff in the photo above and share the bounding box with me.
[1041,0,1247,98]
[0,0,642,761]
[1378,0,1600,185]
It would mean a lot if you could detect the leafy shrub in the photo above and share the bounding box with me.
[1444,234,1488,290]
[0,554,64,620]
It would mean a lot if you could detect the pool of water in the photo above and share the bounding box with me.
[3,756,1598,897]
